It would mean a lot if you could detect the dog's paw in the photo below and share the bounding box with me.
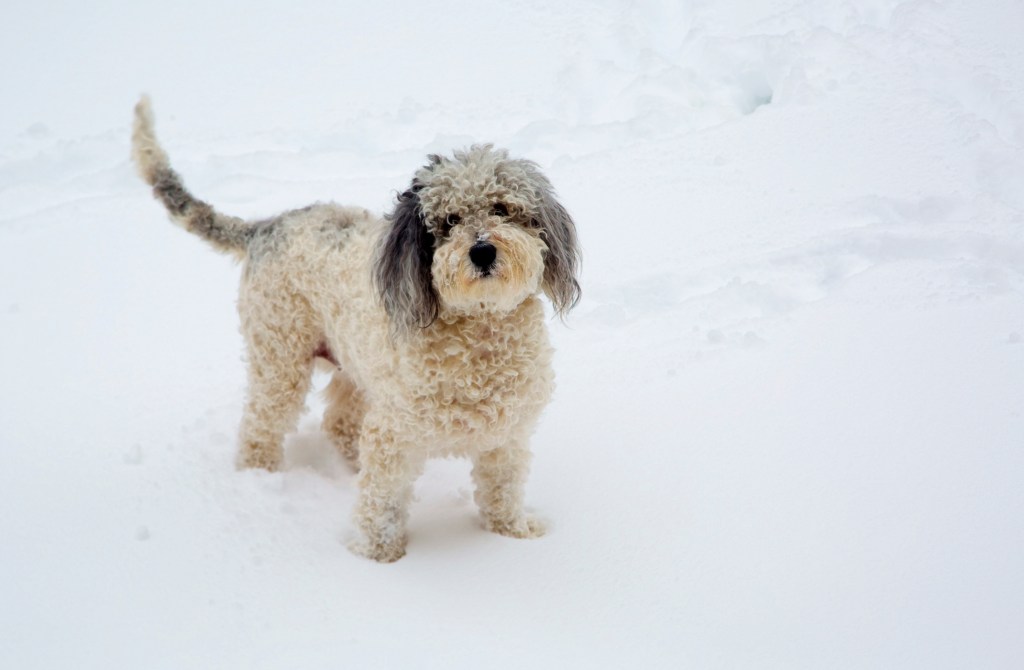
[237,443,283,472]
[484,515,547,539]
[348,537,406,563]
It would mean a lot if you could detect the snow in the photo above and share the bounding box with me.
[2,0,1023,667]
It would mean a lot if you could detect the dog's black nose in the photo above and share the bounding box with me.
[469,242,497,272]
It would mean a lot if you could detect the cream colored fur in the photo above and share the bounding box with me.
[130,97,577,562]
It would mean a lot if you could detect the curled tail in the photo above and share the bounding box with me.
[131,95,250,257]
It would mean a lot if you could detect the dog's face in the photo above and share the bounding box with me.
[376,146,580,332]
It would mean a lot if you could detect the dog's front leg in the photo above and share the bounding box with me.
[349,418,425,563]
[471,442,546,539]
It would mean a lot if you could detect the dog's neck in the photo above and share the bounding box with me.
[414,296,544,351]
[435,295,540,327]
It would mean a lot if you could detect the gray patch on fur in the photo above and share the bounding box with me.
[245,217,283,262]
[314,207,358,249]
[149,165,251,255]
[515,161,582,314]
[375,184,439,333]
[534,192,581,314]
[152,167,193,216]
[246,205,356,264]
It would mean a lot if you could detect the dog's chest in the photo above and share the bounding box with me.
[431,324,528,399]
[406,320,550,438]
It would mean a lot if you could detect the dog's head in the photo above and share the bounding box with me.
[375,145,580,332]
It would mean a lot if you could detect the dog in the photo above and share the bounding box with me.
[130,96,580,562]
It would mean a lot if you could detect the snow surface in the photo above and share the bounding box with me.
[2,1,1023,668]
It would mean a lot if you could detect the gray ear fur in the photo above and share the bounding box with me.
[374,186,439,332]
[531,179,581,315]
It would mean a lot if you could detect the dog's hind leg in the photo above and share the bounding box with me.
[237,343,315,471]
[236,290,318,472]
[321,370,366,470]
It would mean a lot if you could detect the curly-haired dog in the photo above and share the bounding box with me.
[130,97,580,562]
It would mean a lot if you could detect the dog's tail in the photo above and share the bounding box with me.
[131,95,250,258]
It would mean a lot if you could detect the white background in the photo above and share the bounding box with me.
[2,1,1022,667]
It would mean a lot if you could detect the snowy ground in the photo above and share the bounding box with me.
[2,1,1023,668]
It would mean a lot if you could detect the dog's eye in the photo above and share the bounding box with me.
[439,213,460,235]
[492,203,509,217]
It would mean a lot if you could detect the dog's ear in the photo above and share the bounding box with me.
[374,185,439,332]
[529,175,581,315]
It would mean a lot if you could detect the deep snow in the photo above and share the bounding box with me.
[2,1,1023,668]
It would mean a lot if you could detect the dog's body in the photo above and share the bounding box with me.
[130,97,579,562]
